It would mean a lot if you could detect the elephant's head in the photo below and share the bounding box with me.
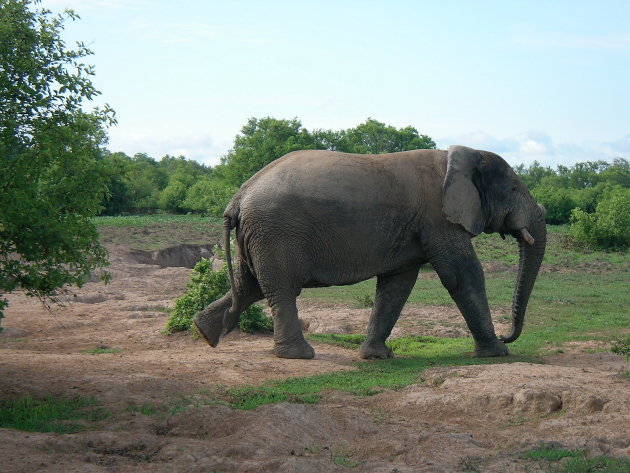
[442,145,547,343]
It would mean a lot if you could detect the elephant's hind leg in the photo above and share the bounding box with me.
[193,261,263,347]
[265,293,314,359]
[359,267,420,359]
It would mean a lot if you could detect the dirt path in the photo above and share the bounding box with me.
[1,247,628,472]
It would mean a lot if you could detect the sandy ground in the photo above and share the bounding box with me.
[0,244,628,472]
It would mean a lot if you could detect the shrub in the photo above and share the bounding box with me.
[611,337,630,361]
[532,185,576,224]
[165,257,271,334]
[183,178,237,217]
[570,188,630,250]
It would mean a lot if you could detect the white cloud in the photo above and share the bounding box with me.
[107,130,230,166]
[437,130,628,167]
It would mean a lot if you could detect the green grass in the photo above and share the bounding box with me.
[126,402,157,416]
[93,214,223,250]
[302,265,629,357]
[472,226,629,268]
[219,250,628,410]
[185,335,527,411]
[331,449,359,468]
[523,446,582,461]
[522,446,630,473]
[307,333,365,349]
[0,395,108,433]
[93,214,222,227]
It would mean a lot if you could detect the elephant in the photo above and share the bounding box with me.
[194,145,546,359]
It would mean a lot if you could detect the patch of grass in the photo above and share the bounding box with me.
[302,268,629,359]
[93,214,222,228]
[216,336,522,410]
[353,292,374,308]
[0,395,108,433]
[94,214,223,250]
[331,449,359,468]
[522,446,630,473]
[82,346,122,355]
[225,389,321,410]
[307,333,365,349]
[126,402,156,416]
[559,456,630,473]
[522,446,582,461]
[472,226,629,268]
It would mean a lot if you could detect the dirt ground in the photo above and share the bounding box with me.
[0,243,628,473]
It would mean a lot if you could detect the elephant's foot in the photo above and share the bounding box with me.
[474,338,509,357]
[193,311,224,348]
[359,341,394,359]
[273,340,315,359]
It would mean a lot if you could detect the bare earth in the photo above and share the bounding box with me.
[1,244,628,473]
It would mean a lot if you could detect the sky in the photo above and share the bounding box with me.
[40,0,630,168]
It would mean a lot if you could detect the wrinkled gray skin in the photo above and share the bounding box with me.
[194,145,547,359]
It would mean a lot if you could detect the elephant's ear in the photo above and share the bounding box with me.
[442,145,485,235]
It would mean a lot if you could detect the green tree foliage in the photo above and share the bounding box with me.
[325,118,436,154]
[532,184,576,225]
[0,0,116,323]
[215,117,437,189]
[216,117,321,187]
[516,158,630,228]
[570,188,630,250]
[158,156,210,213]
[98,152,211,215]
[183,178,238,217]
[165,256,271,334]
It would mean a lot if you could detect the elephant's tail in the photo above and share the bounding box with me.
[224,216,238,313]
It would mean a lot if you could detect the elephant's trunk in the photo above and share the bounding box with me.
[501,220,546,343]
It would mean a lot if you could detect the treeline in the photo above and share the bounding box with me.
[515,159,630,225]
[99,116,630,250]
[99,117,436,216]
[101,116,629,227]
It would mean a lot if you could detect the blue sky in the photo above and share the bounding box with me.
[42,0,629,167]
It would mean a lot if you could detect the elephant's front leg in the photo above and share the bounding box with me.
[431,245,508,357]
[359,268,420,359]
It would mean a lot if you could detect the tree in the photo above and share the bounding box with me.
[328,118,436,154]
[0,0,116,324]
[183,178,237,217]
[217,117,322,187]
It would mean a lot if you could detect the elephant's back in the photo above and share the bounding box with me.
[234,149,443,203]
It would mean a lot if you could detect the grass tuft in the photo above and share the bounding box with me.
[0,395,108,433]
[522,446,630,473]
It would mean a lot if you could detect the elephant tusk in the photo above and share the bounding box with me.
[520,228,535,246]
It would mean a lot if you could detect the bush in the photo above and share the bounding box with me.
[183,178,237,217]
[165,257,271,334]
[570,188,630,250]
[611,337,630,361]
[532,185,576,224]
